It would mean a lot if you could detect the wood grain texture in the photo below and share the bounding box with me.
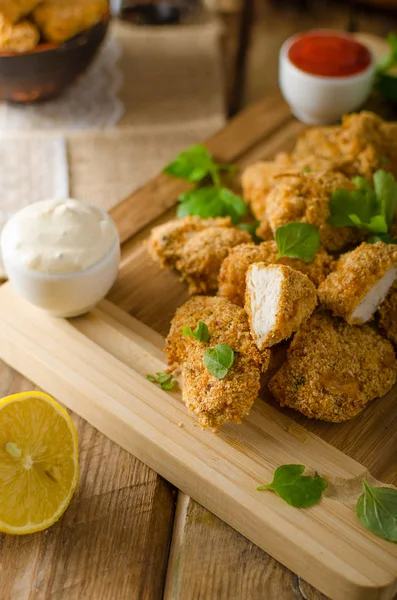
[0,362,176,600]
[110,93,293,245]
[1,286,397,600]
[164,493,320,600]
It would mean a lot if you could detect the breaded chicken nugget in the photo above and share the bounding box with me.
[260,170,361,252]
[0,0,41,24]
[245,264,317,349]
[269,312,397,422]
[166,296,270,428]
[33,0,108,44]
[241,161,299,224]
[318,242,397,325]
[0,19,39,52]
[288,111,397,180]
[148,216,231,269]
[378,284,397,345]
[218,240,332,306]
[176,226,251,295]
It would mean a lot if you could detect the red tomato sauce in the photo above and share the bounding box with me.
[288,31,372,77]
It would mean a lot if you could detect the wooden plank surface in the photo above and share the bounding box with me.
[2,88,397,600]
[0,365,175,600]
[1,287,397,600]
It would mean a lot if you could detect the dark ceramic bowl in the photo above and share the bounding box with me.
[0,14,110,103]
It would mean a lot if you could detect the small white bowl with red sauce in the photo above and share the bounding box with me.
[279,30,375,124]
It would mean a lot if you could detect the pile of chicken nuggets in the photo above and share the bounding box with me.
[0,0,108,53]
[148,111,397,429]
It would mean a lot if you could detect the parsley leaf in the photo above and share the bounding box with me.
[177,186,246,224]
[164,144,235,186]
[368,233,397,244]
[375,33,397,102]
[183,321,210,343]
[275,222,320,262]
[373,170,397,229]
[377,32,397,73]
[203,344,234,379]
[146,372,176,391]
[164,145,215,183]
[356,481,397,542]
[237,221,263,244]
[257,465,328,508]
[329,170,397,234]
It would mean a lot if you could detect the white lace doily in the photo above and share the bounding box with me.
[0,37,124,131]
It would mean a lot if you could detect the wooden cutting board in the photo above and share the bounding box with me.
[1,93,397,600]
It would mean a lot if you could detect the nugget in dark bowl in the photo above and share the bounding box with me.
[0,14,110,103]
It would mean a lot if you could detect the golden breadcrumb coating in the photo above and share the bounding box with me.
[245,264,317,349]
[241,160,300,223]
[286,111,397,180]
[318,242,397,325]
[379,284,397,345]
[269,312,397,422]
[218,240,332,306]
[0,0,41,24]
[0,18,39,52]
[147,216,231,269]
[176,226,251,295]
[260,170,362,252]
[33,0,108,44]
[166,296,270,428]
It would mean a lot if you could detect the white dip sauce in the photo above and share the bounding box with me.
[2,198,118,274]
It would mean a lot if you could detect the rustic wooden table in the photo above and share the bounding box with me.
[2,4,397,600]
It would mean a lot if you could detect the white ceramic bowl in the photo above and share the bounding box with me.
[279,31,375,125]
[1,205,120,318]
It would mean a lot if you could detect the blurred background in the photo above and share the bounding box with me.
[210,0,397,114]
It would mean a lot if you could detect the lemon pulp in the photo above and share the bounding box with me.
[0,391,79,535]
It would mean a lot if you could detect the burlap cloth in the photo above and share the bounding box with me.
[0,15,226,275]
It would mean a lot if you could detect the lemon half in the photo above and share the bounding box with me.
[0,391,79,535]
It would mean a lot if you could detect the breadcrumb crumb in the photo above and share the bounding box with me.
[318,242,397,324]
[378,283,397,345]
[176,226,251,294]
[269,312,397,422]
[218,240,332,306]
[165,296,270,428]
[261,170,362,252]
[148,216,231,269]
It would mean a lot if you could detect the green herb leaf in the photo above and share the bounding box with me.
[238,221,263,244]
[368,233,397,244]
[349,212,388,233]
[356,481,397,542]
[329,170,397,234]
[203,344,234,379]
[373,169,397,229]
[376,33,397,73]
[146,372,176,391]
[275,222,320,262]
[183,321,210,343]
[164,145,215,183]
[301,166,312,173]
[177,186,246,224]
[377,73,397,102]
[375,34,397,101]
[257,465,328,508]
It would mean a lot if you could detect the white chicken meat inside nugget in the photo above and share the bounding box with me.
[318,242,397,325]
[245,263,317,349]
